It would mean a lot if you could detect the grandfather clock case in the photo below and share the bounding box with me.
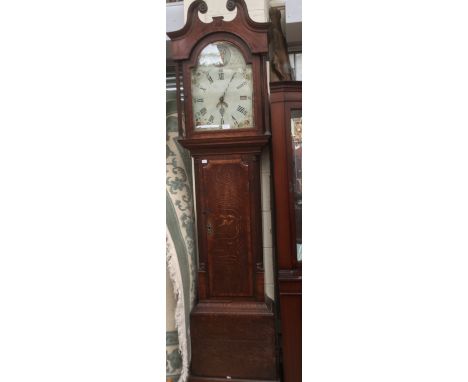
[168,1,279,381]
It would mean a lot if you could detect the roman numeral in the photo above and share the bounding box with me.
[208,115,214,124]
[200,107,207,116]
[218,70,224,80]
[236,81,247,89]
[232,115,239,126]
[206,74,213,83]
[199,87,206,92]
[240,96,247,100]
[194,98,204,103]
[237,105,247,116]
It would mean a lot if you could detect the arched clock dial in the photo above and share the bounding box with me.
[191,41,254,130]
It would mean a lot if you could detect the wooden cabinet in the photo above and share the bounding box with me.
[270,81,302,382]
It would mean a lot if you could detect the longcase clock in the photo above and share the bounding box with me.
[167,1,278,381]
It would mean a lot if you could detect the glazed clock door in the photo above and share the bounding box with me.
[195,155,258,299]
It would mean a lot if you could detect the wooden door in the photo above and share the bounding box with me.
[195,155,260,300]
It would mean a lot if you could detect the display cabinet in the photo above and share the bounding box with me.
[270,81,302,382]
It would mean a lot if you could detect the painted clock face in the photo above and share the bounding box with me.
[191,41,254,130]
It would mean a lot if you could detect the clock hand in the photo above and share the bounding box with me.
[218,106,225,127]
[219,72,237,102]
[216,96,228,109]
[216,72,236,109]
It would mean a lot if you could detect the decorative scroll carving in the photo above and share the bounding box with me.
[268,7,293,81]
[198,1,208,14]
[167,0,270,61]
[226,0,236,11]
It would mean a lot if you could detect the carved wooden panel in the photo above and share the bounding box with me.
[197,156,254,297]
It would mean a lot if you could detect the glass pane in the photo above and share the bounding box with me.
[191,41,254,131]
[291,109,302,261]
[294,53,302,81]
[289,53,295,80]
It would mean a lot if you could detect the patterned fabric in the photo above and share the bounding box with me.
[166,94,197,382]
[166,331,182,381]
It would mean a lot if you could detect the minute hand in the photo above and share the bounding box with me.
[220,72,237,100]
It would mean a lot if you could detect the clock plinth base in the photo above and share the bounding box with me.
[188,377,279,382]
[189,301,278,381]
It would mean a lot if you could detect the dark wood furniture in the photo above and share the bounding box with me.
[168,1,279,381]
[270,81,302,382]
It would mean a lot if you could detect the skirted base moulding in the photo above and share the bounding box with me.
[189,301,278,381]
[188,376,280,382]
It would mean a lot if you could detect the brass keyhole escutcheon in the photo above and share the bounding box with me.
[207,223,213,235]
